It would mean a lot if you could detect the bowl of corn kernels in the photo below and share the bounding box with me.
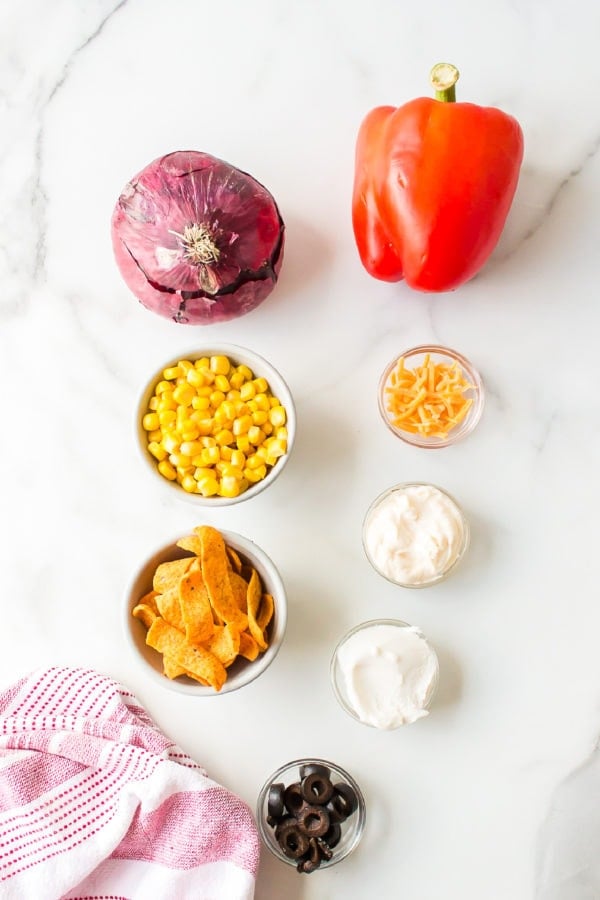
[137,345,296,505]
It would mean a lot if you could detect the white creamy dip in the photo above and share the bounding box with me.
[363,483,466,585]
[335,622,438,728]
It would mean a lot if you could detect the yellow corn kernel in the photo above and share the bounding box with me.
[269,405,287,427]
[219,445,233,461]
[193,466,214,479]
[201,436,216,448]
[251,409,269,426]
[186,368,205,388]
[236,435,251,453]
[210,390,226,408]
[163,366,183,380]
[149,396,159,410]
[269,396,280,407]
[181,474,198,493]
[220,464,244,480]
[154,380,171,395]
[229,372,245,389]
[254,393,270,411]
[256,445,269,461]
[237,364,254,381]
[147,428,162,442]
[248,425,265,445]
[158,392,178,412]
[233,414,253,436]
[202,446,220,465]
[176,416,197,434]
[210,355,231,375]
[142,412,160,431]
[192,395,211,410]
[219,475,241,498]
[197,475,219,497]
[226,390,241,403]
[230,449,246,469]
[198,368,215,385]
[148,441,167,461]
[265,438,287,458]
[157,459,177,481]
[180,440,204,457]
[240,382,256,401]
[181,428,200,443]
[245,453,263,470]
[253,377,268,393]
[158,409,177,427]
[215,428,234,446]
[161,433,180,454]
[173,383,195,406]
[262,422,273,436]
[169,452,192,468]
[177,359,194,373]
[213,407,233,427]
[214,374,230,392]
[196,418,214,436]
[244,464,267,483]
[220,400,237,420]
[196,385,213,398]
[246,399,258,412]
[276,426,288,441]
[195,357,210,370]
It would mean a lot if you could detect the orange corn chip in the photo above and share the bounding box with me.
[163,655,188,680]
[229,571,249,612]
[179,568,214,645]
[156,587,184,631]
[146,618,226,690]
[257,593,274,632]
[176,534,203,556]
[197,526,248,631]
[239,631,260,661]
[206,623,241,667]
[153,557,193,593]
[132,603,158,629]
[246,569,268,652]
[226,547,243,573]
[138,590,159,613]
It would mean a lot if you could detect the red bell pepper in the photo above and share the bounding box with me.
[352,64,524,292]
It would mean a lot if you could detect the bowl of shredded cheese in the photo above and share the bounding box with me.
[377,345,484,449]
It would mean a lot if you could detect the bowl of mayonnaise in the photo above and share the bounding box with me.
[362,482,469,588]
[330,619,439,729]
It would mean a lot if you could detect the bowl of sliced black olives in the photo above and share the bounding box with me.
[256,758,366,873]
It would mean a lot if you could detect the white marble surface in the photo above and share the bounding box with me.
[1,0,600,897]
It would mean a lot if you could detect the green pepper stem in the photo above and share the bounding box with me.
[430,63,460,102]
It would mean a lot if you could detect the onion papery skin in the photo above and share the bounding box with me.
[111,151,285,325]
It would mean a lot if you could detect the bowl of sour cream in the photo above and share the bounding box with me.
[362,482,469,588]
[330,619,439,729]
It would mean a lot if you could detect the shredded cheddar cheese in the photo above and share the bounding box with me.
[384,354,474,439]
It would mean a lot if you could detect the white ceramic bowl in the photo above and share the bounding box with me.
[136,344,296,506]
[124,529,287,695]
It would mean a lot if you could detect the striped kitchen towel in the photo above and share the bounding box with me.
[0,667,260,899]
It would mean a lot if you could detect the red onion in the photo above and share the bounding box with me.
[111,151,285,324]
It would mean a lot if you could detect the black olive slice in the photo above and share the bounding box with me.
[301,772,334,805]
[297,804,330,837]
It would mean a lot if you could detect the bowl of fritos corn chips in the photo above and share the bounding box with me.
[125,524,287,694]
[137,345,295,504]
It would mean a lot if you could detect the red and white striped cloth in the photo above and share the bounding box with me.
[0,667,260,899]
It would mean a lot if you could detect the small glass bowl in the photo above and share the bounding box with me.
[362,482,470,588]
[378,344,484,448]
[257,758,366,871]
[330,619,440,729]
